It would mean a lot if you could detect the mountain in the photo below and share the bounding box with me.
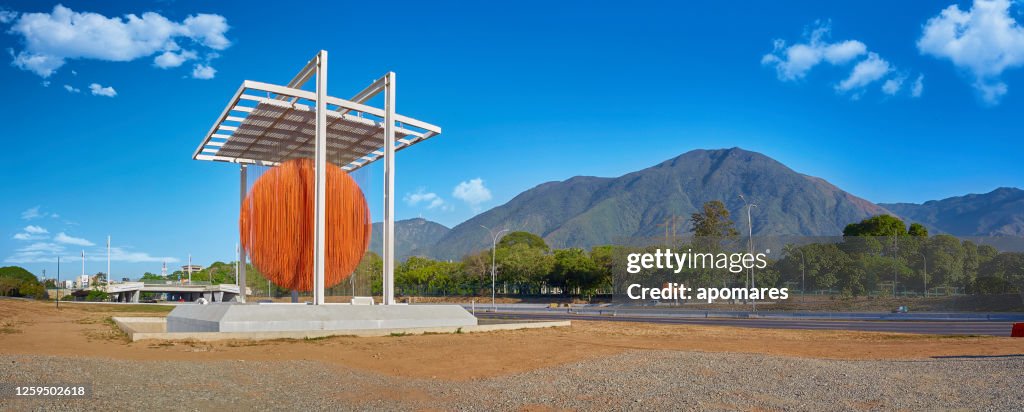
[369,218,450,260]
[416,148,893,259]
[881,188,1024,236]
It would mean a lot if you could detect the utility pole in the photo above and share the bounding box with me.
[106,236,111,284]
[56,256,60,309]
[481,225,509,312]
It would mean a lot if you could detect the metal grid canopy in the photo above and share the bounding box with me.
[192,50,441,305]
[192,81,441,171]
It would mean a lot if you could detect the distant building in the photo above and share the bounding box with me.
[63,280,74,289]
[78,275,90,288]
[181,264,203,273]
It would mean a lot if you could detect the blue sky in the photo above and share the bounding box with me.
[1,1,1022,278]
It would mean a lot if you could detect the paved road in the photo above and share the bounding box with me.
[476,311,1018,336]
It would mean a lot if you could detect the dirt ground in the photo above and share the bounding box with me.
[1,299,1023,381]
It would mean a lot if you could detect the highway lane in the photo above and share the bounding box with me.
[476,312,1017,336]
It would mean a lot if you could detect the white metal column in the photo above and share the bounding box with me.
[313,50,328,305]
[382,72,397,305]
[238,163,248,302]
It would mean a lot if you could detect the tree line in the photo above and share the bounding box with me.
[369,201,1024,302]
[6,201,1021,303]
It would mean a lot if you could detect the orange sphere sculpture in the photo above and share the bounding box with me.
[239,158,371,291]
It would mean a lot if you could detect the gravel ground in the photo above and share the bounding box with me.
[1,350,1021,411]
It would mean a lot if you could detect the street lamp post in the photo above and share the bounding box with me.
[481,225,509,312]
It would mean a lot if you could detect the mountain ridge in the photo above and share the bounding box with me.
[413,148,896,259]
[880,187,1024,236]
[369,218,449,260]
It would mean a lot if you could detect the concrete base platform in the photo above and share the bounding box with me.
[166,304,477,333]
[113,316,570,342]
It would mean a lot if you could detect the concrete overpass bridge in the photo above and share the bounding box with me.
[102,282,243,303]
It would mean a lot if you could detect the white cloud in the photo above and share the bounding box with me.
[191,63,216,79]
[12,225,48,241]
[404,188,446,210]
[20,206,60,220]
[882,77,903,95]
[153,49,196,68]
[836,53,892,93]
[764,21,915,99]
[182,14,231,50]
[21,206,41,220]
[24,225,48,234]
[4,241,64,263]
[452,178,492,211]
[55,232,94,246]
[89,83,117,97]
[5,207,178,265]
[761,22,867,81]
[106,247,179,264]
[911,74,925,97]
[6,5,230,78]
[918,0,1024,104]
[4,243,178,264]
[0,9,18,24]
[63,84,80,93]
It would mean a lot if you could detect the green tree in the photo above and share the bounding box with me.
[460,250,491,295]
[0,266,37,283]
[548,248,600,296]
[690,200,739,237]
[979,252,1024,302]
[908,223,929,237]
[496,243,554,292]
[497,231,549,252]
[929,235,966,289]
[85,286,109,302]
[355,251,383,296]
[589,245,615,291]
[842,215,909,237]
[800,243,851,291]
[0,266,44,298]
